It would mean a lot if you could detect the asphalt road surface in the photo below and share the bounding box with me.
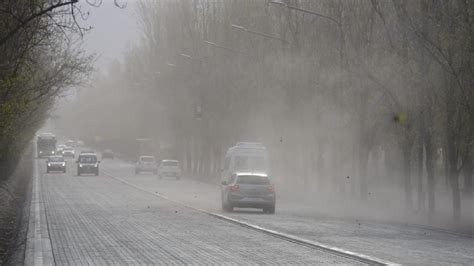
[23,153,474,265]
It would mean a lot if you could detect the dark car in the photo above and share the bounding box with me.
[76,153,99,176]
[102,149,114,159]
[46,156,66,173]
[221,173,275,214]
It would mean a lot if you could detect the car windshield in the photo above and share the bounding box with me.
[236,175,270,185]
[79,156,97,163]
[49,157,64,162]
[141,157,155,163]
[162,161,178,166]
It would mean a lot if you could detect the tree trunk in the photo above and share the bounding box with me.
[359,147,369,200]
[447,131,461,223]
[185,139,192,173]
[417,115,425,212]
[463,150,473,197]
[417,143,424,212]
[425,125,436,216]
[403,144,413,209]
[451,169,461,223]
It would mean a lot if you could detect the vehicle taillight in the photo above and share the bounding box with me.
[229,184,240,191]
[268,184,275,193]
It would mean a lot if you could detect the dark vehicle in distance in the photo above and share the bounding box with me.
[56,144,66,155]
[76,153,99,176]
[221,173,275,214]
[46,156,66,173]
[102,149,114,159]
[37,133,57,158]
[65,139,75,148]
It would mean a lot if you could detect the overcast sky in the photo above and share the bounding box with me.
[82,0,140,71]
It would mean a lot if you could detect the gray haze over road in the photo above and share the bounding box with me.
[26,148,474,265]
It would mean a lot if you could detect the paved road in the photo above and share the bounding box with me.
[100,158,474,265]
[26,154,474,265]
[30,157,374,265]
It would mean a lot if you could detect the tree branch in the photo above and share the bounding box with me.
[0,0,78,46]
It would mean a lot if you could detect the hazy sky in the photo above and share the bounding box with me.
[82,0,141,71]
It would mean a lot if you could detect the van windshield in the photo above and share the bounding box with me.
[234,156,268,172]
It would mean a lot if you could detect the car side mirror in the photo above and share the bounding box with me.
[98,161,101,164]
[221,180,227,185]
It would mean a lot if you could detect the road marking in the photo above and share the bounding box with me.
[103,170,399,266]
[32,159,43,266]
[26,151,54,265]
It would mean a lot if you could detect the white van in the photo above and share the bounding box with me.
[221,142,270,182]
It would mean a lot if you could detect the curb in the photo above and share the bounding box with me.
[24,151,54,266]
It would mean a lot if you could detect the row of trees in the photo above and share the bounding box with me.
[0,0,100,183]
[60,0,473,225]
[0,0,97,262]
[0,0,130,183]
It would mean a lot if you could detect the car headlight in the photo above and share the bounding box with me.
[39,151,43,154]
[47,163,51,166]
[95,163,99,167]
[79,164,83,167]
[62,162,66,166]
[52,151,55,154]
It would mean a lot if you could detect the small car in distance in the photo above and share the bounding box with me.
[46,156,67,173]
[101,149,114,159]
[158,160,181,180]
[56,144,66,154]
[135,155,158,174]
[221,173,275,214]
[76,153,99,176]
[65,140,75,148]
[62,147,75,158]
